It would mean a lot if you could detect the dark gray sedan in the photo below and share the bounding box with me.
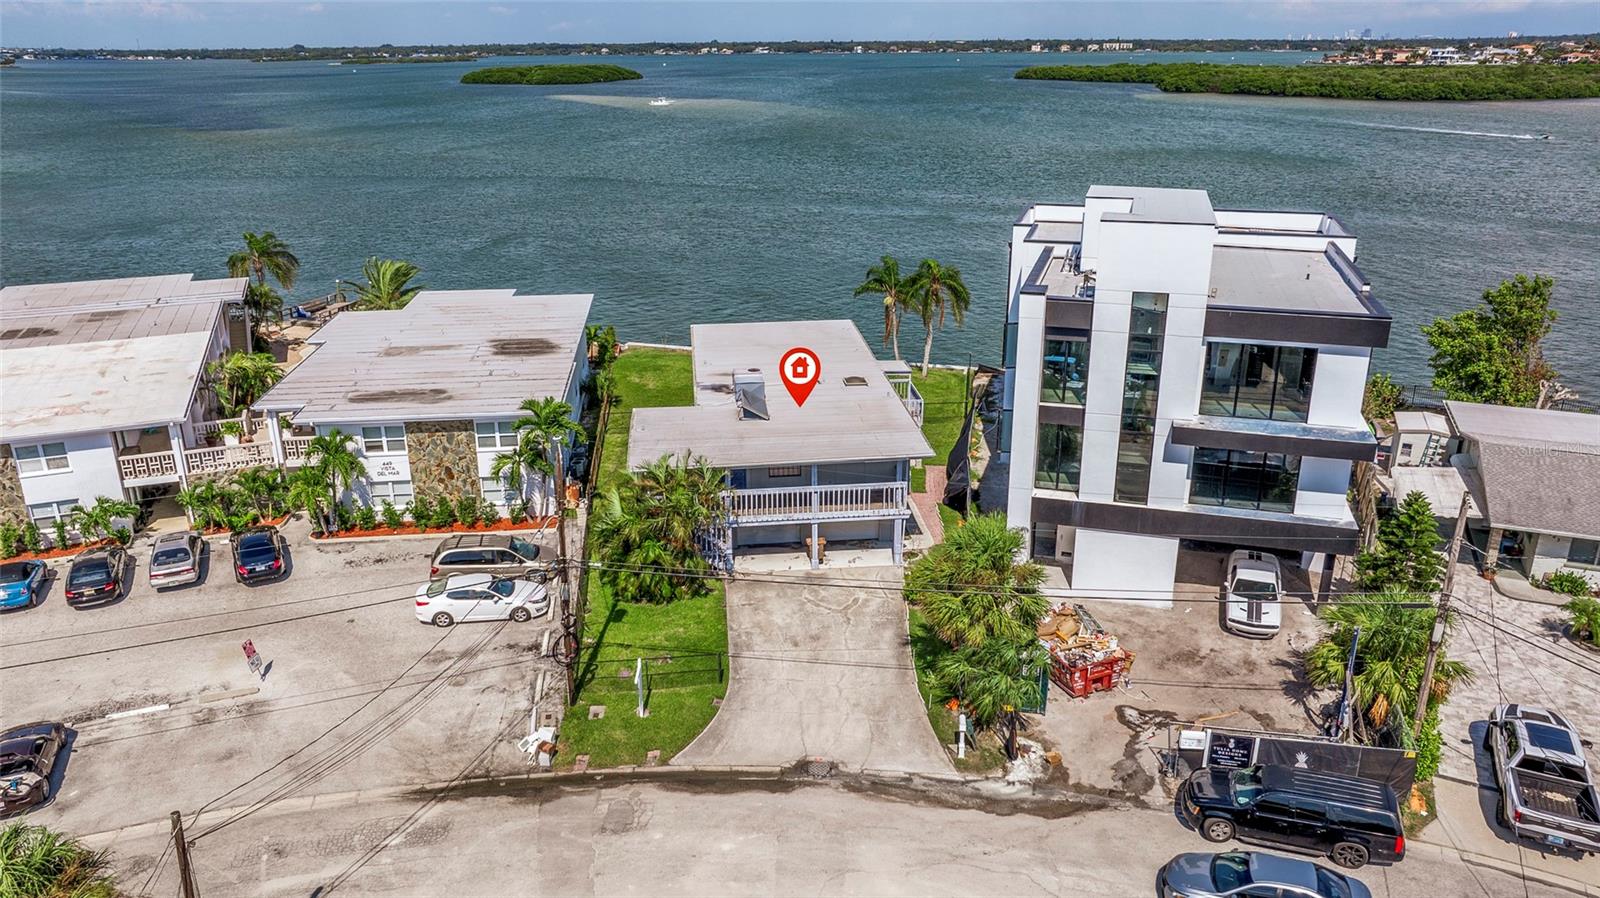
[1,721,67,818]
[1158,852,1371,898]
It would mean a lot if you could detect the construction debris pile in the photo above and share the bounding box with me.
[1037,603,1135,699]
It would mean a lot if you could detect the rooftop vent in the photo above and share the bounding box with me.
[733,369,769,421]
[843,376,868,387]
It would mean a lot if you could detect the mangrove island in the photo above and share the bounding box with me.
[460,64,643,86]
[1014,62,1600,101]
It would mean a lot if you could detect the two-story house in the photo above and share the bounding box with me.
[627,320,933,569]
[1000,186,1391,603]
[1,274,256,540]
[252,289,592,512]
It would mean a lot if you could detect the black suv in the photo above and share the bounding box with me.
[1180,764,1405,869]
[231,526,288,584]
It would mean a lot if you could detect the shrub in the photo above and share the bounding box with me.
[456,494,480,527]
[110,527,133,546]
[0,822,122,898]
[406,495,432,527]
[0,521,21,557]
[332,503,354,532]
[430,496,457,529]
[1541,569,1594,598]
[1363,372,1405,423]
[1564,596,1600,647]
[1415,709,1444,783]
[354,504,379,531]
[380,500,404,530]
[479,499,501,526]
[505,498,525,524]
[24,522,45,554]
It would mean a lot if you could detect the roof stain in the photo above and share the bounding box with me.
[348,388,453,404]
[489,338,560,357]
[379,344,463,357]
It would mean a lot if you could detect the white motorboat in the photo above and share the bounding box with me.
[648,97,674,107]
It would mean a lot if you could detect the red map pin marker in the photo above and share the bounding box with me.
[780,347,821,408]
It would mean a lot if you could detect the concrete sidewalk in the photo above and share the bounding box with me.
[1419,775,1600,893]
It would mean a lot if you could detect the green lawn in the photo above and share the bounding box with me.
[560,345,728,770]
[909,368,974,495]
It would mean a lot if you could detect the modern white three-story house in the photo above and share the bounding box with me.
[627,320,932,569]
[253,289,592,514]
[999,186,1390,603]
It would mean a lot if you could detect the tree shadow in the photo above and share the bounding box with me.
[573,599,626,697]
[1271,653,1333,732]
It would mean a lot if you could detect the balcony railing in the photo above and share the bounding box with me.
[118,451,180,483]
[283,436,314,466]
[724,481,910,525]
[888,377,925,426]
[184,442,275,474]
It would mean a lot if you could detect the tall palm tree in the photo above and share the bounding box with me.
[286,466,332,535]
[904,258,972,376]
[1305,591,1474,743]
[306,429,367,521]
[207,351,285,423]
[347,257,425,310]
[904,512,1047,648]
[233,466,288,521]
[512,397,586,516]
[853,255,908,360]
[228,231,301,293]
[0,822,121,898]
[67,496,139,544]
[489,440,553,509]
[930,636,1050,728]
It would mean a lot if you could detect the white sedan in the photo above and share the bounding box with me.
[414,573,549,627]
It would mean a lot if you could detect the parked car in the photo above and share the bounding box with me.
[429,533,550,581]
[414,573,549,627]
[0,560,50,611]
[1158,851,1372,898]
[148,531,204,589]
[231,526,287,584]
[1486,704,1600,854]
[63,548,129,607]
[1180,765,1405,869]
[0,721,68,818]
[1223,550,1283,639]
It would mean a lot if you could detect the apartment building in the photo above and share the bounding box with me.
[0,274,253,539]
[253,289,591,512]
[1000,186,1391,603]
[627,320,932,569]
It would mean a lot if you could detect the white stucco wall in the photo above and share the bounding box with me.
[1068,529,1179,607]
[14,431,126,512]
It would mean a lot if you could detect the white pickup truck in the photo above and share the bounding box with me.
[1486,704,1600,855]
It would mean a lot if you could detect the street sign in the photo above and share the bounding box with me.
[779,347,820,407]
[242,639,264,680]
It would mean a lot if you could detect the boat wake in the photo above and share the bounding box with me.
[1345,122,1545,140]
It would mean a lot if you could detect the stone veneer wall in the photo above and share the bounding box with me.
[405,420,481,501]
[0,446,25,525]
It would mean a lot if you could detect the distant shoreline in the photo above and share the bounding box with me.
[1015,62,1600,101]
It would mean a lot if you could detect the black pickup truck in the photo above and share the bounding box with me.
[1487,704,1600,855]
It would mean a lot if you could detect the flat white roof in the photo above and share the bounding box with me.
[628,320,934,470]
[1089,184,1217,226]
[1208,246,1370,315]
[1394,410,1450,435]
[255,290,592,424]
[0,274,246,439]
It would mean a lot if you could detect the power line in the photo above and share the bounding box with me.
[1450,605,1600,680]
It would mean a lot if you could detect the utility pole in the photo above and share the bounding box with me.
[1413,491,1472,740]
[170,811,199,898]
[1337,626,1360,743]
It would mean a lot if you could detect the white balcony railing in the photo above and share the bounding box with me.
[283,436,314,466]
[183,442,275,474]
[888,377,925,426]
[724,481,910,525]
[118,450,180,482]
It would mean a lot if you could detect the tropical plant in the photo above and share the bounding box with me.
[176,480,230,530]
[242,282,284,329]
[405,495,431,528]
[479,499,501,526]
[1563,596,1600,646]
[305,429,367,521]
[26,522,49,554]
[1355,491,1445,595]
[1362,372,1404,423]
[511,397,586,516]
[1542,570,1595,598]
[456,494,480,527]
[0,822,122,898]
[228,231,301,294]
[0,521,20,558]
[903,258,971,375]
[490,442,552,514]
[379,500,404,530]
[431,495,457,528]
[504,497,526,525]
[67,497,139,544]
[232,466,287,521]
[1305,591,1474,745]
[853,255,909,360]
[589,452,727,603]
[1423,273,1560,408]
[585,323,620,369]
[930,635,1050,728]
[207,351,284,421]
[110,527,133,546]
[905,513,1048,648]
[354,504,378,531]
[347,257,424,310]
[286,466,332,534]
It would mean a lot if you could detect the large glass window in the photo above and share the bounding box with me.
[1040,335,1089,405]
[28,498,79,526]
[1115,293,1167,504]
[14,442,69,475]
[1568,539,1600,568]
[1035,423,1083,492]
[1200,343,1318,422]
[1189,448,1301,513]
[1002,322,1018,369]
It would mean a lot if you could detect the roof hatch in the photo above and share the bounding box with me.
[733,369,769,421]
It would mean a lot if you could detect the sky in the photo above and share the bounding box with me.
[1,0,1596,50]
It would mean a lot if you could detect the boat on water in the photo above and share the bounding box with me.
[648,97,674,107]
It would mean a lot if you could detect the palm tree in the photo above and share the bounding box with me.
[490,440,554,511]
[904,258,972,376]
[512,397,587,516]
[931,636,1050,728]
[233,466,287,521]
[0,822,121,898]
[904,512,1048,648]
[589,452,727,603]
[228,232,299,345]
[67,496,139,544]
[347,257,424,310]
[176,480,229,530]
[306,429,367,522]
[207,351,285,425]
[286,466,332,535]
[1305,591,1474,744]
[1565,596,1600,647]
[854,255,909,361]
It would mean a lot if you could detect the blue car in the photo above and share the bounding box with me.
[0,561,49,611]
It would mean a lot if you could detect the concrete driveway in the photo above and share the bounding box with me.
[673,566,951,774]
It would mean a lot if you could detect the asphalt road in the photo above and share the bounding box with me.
[93,771,1596,897]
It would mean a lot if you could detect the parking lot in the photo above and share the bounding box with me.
[1,518,562,838]
[1030,548,1328,803]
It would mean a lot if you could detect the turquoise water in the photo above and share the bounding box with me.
[2,52,1597,392]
